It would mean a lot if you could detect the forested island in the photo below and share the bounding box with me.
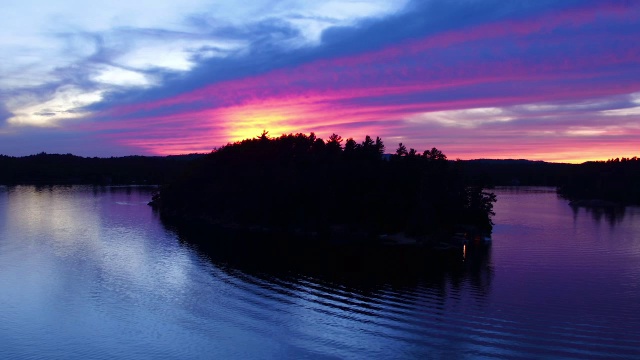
[150,132,496,245]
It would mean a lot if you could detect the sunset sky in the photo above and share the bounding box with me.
[1,0,639,162]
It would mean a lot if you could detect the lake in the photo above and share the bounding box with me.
[0,186,639,359]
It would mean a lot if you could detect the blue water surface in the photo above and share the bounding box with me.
[0,186,638,359]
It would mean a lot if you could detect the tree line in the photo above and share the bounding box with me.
[557,157,640,204]
[0,153,199,185]
[2,140,635,207]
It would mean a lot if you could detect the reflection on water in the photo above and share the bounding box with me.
[167,215,494,288]
[570,203,627,226]
[0,186,639,359]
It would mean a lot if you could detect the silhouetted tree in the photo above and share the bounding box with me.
[424,147,447,161]
[344,138,357,154]
[375,136,385,155]
[327,133,343,152]
[258,130,269,141]
[396,143,408,157]
[362,135,374,148]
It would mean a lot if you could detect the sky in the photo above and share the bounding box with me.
[1,0,639,163]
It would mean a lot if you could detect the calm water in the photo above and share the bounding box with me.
[0,186,639,359]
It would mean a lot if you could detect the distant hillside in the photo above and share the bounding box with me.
[0,153,204,185]
[456,159,575,187]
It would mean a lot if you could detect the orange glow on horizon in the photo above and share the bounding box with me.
[219,101,313,142]
[213,95,400,145]
[445,144,640,164]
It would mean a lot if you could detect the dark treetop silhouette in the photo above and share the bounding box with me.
[150,132,496,242]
